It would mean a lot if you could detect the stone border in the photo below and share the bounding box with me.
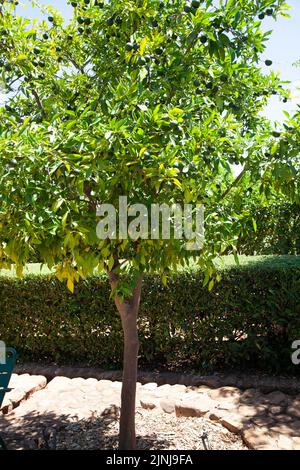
[15,363,300,394]
[0,374,47,414]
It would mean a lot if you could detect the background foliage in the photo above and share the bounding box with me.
[237,201,300,255]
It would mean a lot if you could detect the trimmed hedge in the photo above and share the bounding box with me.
[0,256,300,374]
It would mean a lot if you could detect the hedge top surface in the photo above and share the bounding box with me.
[212,254,300,270]
[0,255,299,279]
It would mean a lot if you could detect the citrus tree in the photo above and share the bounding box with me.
[0,0,291,449]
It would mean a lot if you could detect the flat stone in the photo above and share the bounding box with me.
[46,377,73,391]
[277,434,294,450]
[154,384,172,397]
[292,437,300,450]
[196,376,221,389]
[0,395,13,414]
[209,386,241,401]
[255,444,279,450]
[184,390,207,400]
[188,385,211,393]
[57,387,83,397]
[110,381,122,390]
[31,398,57,412]
[18,375,47,395]
[271,420,300,436]
[287,400,300,419]
[238,404,266,418]
[175,395,214,418]
[71,377,87,387]
[6,388,26,407]
[220,412,246,433]
[8,373,30,387]
[242,425,279,450]
[170,384,187,393]
[269,405,283,415]
[160,398,175,414]
[142,382,158,391]
[0,374,47,414]
[140,395,159,410]
[252,416,275,427]
[215,400,239,412]
[99,386,116,396]
[275,414,293,424]
[107,393,121,404]
[263,391,288,406]
[157,384,172,392]
[209,410,223,421]
[96,380,113,391]
[85,378,98,387]
[240,388,262,405]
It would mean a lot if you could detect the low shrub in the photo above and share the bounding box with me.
[0,256,299,374]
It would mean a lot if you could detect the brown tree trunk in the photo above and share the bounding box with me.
[109,271,143,450]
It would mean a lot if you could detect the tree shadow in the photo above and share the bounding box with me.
[203,385,299,447]
[0,405,170,450]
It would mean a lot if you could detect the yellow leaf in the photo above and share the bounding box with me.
[140,37,147,56]
[108,255,114,271]
[208,279,214,291]
[97,261,104,272]
[184,188,192,202]
[173,178,182,189]
[65,163,71,173]
[62,211,69,228]
[67,276,74,293]
[16,54,27,62]
[169,107,184,116]
[16,264,24,278]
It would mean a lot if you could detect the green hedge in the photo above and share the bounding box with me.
[1,256,300,374]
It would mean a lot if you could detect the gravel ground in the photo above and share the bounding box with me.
[54,406,247,450]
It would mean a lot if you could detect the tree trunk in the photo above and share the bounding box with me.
[118,302,139,449]
[109,272,143,450]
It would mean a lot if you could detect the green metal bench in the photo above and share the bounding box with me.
[0,347,17,450]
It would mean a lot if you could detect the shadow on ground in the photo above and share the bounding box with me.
[0,405,170,450]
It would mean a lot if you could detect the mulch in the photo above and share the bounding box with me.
[53,407,247,450]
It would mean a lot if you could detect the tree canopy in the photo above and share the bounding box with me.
[0,0,296,289]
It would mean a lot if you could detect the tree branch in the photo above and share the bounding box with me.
[8,76,20,88]
[68,56,85,74]
[108,256,143,314]
[221,166,247,199]
[84,183,97,211]
[185,26,202,54]
[31,88,45,115]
